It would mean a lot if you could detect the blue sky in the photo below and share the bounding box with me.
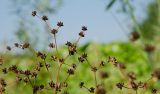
[0,0,152,48]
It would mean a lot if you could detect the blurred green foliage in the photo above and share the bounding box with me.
[1,42,156,94]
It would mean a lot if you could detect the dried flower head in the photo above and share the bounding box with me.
[32,11,37,16]
[144,44,155,53]
[138,81,147,89]
[42,15,48,21]
[130,81,138,91]
[82,26,87,31]
[79,82,84,88]
[116,83,124,90]
[21,42,30,49]
[2,68,8,74]
[57,21,64,27]
[67,68,75,75]
[51,55,57,61]
[91,67,98,72]
[127,72,136,80]
[89,87,95,93]
[49,43,55,48]
[51,29,58,35]
[14,43,19,47]
[0,78,7,87]
[96,85,106,94]
[49,81,55,88]
[99,71,109,79]
[6,46,11,51]
[130,31,140,41]
[152,69,160,80]
[79,31,85,37]
[151,88,157,94]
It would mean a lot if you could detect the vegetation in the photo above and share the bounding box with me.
[0,0,160,94]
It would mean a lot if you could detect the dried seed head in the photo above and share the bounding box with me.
[6,46,11,51]
[130,31,140,41]
[32,11,37,16]
[22,42,30,49]
[65,41,72,46]
[89,87,95,93]
[42,15,48,21]
[55,83,61,91]
[144,44,155,53]
[78,56,85,63]
[57,21,64,27]
[67,68,74,75]
[82,53,87,58]
[38,62,43,67]
[96,85,106,94]
[8,65,18,73]
[130,81,138,90]
[71,64,77,69]
[24,70,31,76]
[79,82,84,88]
[14,43,19,47]
[39,85,44,90]
[68,44,77,55]
[46,63,50,69]
[116,83,124,90]
[23,77,29,83]
[127,72,136,80]
[51,55,57,61]
[19,70,24,74]
[151,88,157,94]
[0,78,7,87]
[31,71,37,77]
[99,71,109,79]
[152,69,160,80]
[115,62,126,69]
[49,81,55,88]
[62,82,68,87]
[138,81,147,89]
[2,68,8,74]
[91,67,98,72]
[100,61,105,66]
[51,29,58,35]
[49,43,55,48]
[82,26,87,31]
[37,52,46,60]
[16,76,22,82]
[59,58,64,64]
[108,56,115,63]
[79,31,85,37]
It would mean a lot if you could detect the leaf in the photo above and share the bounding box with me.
[106,0,116,10]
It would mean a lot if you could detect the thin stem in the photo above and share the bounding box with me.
[55,63,63,94]
[27,76,33,86]
[93,71,97,87]
[83,86,90,91]
[85,59,92,67]
[75,37,81,45]
[119,68,127,80]
[54,34,59,55]
[64,74,70,83]
[136,90,138,94]
[110,12,129,39]
[44,60,53,81]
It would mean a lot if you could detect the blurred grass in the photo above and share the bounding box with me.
[0,42,157,94]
